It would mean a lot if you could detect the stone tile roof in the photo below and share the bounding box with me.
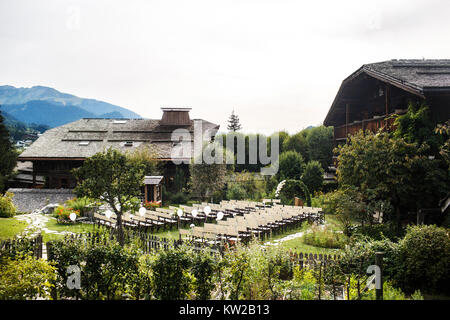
[351,59,450,94]
[18,118,219,160]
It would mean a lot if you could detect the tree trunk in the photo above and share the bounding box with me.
[116,213,124,246]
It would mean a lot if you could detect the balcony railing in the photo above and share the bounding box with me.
[334,114,397,141]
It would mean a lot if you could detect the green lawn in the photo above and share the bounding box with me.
[279,236,342,255]
[0,217,28,240]
[42,218,98,242]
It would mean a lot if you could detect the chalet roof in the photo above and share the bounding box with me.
[18,118,219,161]
[324,59,450,126]
[144,176,164,185]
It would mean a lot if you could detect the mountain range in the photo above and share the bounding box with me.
[0,85,141,128]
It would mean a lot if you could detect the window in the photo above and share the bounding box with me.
[79,141,90,146]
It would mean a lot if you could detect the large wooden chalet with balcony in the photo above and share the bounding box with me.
[17,108,219,196]
[324,59,450,156]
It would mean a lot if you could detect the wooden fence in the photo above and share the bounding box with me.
[0,234,43,259]
[289,251,340,269]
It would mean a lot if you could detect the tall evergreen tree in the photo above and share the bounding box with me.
[0,109,17,193]
[227,110,242,132]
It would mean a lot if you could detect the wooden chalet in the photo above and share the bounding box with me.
[324,59,450,151]
[18,108,219,189]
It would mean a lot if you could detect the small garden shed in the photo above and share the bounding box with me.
[143,176,164,203]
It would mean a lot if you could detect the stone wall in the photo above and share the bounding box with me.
[7,188,76,213]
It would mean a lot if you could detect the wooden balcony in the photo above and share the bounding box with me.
[334,113,398,141]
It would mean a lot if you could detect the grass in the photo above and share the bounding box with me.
[0,217,28,240]
[41,217,98,242]
[280,238,341,255]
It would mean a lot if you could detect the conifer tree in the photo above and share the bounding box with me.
[0,109,17,193]
[227,110,242,132]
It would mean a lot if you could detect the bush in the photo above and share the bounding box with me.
[277,151,305,181]
[302,225,348,249]
[170,192,189,205]
[397,225,450,295]
[64,197,97,217]
[47,236,144,300]
[278,179,311,206]
[53,205,79,224]
[151,245,193,300]
[352,223,403,241]
[301,161,324,193]
[191,250,217,300]
[0,254,56,300]
[0,192,16,218]
[226,183,247,200]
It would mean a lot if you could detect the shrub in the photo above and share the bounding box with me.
[53,205,79,224]
[301,161,324,193]
[397,225,450,295]
[226,183,247,200]
[362,281,423,300]
[151,245,193,300]
[65,197,97,217]
[352,223,403,241]
[0,192,16,218]
[302,225,348,249]
[288,267,318,300]
[278,179,311,206]
[277,151,305,181]
[0,254,56,300]
[170,192,189,205]
[47,237,143,300]
[191,250,217,300]
[143,201,161,211]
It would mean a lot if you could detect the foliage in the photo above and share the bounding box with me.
[277,179,311,206]
[0,110,17,193]
[310,192,327,208]
[336,130,449,226]
[64,197,97,217]
[302,225,348,249]
[47,236,144,300]
[352,222,402,241]
[288,267,318,300]
[301,161,324,193]
[73,148,145,245]
[151,245,193,300]
[435,120,450,170]
[189,142,230,201]
[396,225,450,295]
[305,126,334,170]
[125,144,161,176]
[393,102,442,155]
[362,281,423,300]
[53,205,79,224]
[82,242,141,299]
[173,166,187,193]
[0,192,16,218]
[282,132,309,162]
[277,151,305,181]
[228,171,267,201]
[226,183,247,200]
[170,192,189,204]
[227,110,242,132]
[143,201,161,211]
[191,250,217,300]
[0,254,56,300]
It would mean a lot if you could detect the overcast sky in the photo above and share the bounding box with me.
[1,0,450,134]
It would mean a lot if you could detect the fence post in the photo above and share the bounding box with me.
[375,252,384,300]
